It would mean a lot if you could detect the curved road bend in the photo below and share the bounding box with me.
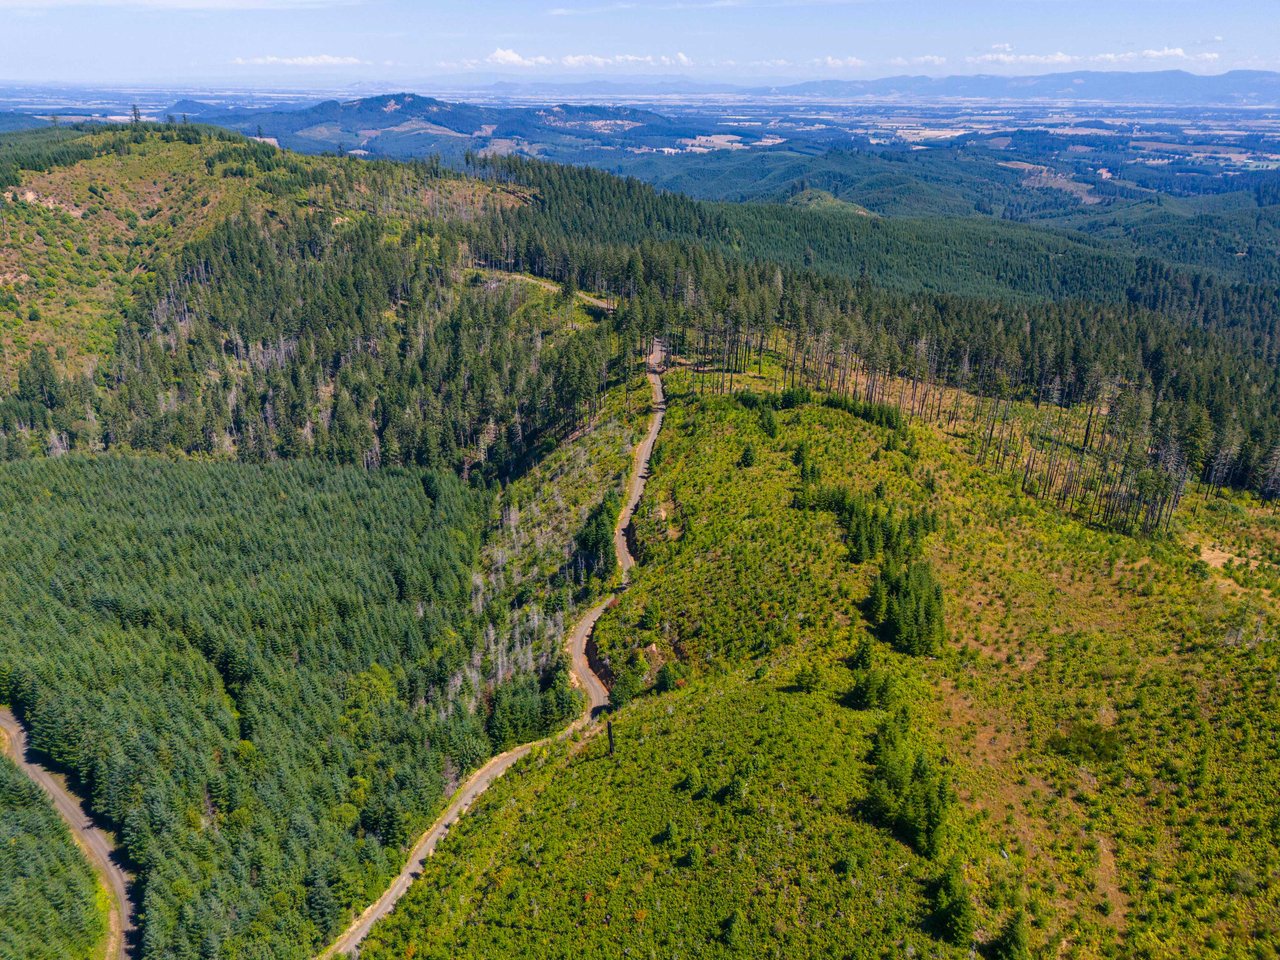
[0,706,134,960]
[321,338,667,958]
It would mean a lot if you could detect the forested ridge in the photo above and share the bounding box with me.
[463,155,1280,502]
[3,127,1280,502]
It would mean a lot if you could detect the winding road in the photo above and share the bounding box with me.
[320,339,666,958]
[0,706,134,960]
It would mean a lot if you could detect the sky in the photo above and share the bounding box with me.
[0,0,1276,87]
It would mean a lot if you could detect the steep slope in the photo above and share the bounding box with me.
[0,126,634,959]
[321,340,663,957]
[363,363,1280,959]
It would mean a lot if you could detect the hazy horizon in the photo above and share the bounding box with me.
[0,0,1274,87]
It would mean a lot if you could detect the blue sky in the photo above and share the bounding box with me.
[0,0,1275,86]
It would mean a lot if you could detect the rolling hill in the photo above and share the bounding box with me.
[177,93,751,161]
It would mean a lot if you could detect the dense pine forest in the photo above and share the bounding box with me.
[0,457,512,957]
[1,121,1280,959]
[0,754,106,960]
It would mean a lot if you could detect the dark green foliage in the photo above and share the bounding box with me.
[608,650,649,710]
[990,908,1031,960]
[738,443,756,468]
[486,656,581,751]
[793,440,820,486]
[931,858,977,946]
[863,716,952,857]
[758,405,778,438]
[574,491,620,582]
[0,456,497,959]
[0,126,109,190]
[7,130,1280,502]
[796,474,944,657]
[872,561,946,657]
[823,393,904,432]
[798,484,935,566]
[845,640,899,711]
[0,755,105,960]
[1048,721,1123,765]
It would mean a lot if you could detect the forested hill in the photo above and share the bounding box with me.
[464,155,1280,492]
[0,125,609,959]
[2,123,1280,497]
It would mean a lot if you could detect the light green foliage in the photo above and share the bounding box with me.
[361,377,980,959]
[362,661,945,959]
[368,366,1280,959]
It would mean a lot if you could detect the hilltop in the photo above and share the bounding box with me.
[176,93,721,160]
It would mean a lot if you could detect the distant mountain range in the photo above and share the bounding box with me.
[5,70,1279,167]
[365,70,1280,106]
[761,70,1280,105]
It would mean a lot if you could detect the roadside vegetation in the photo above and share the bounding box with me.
[0,752,107,960]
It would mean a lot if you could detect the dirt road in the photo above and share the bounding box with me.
[320,340,665,958]
[0,706,134,960]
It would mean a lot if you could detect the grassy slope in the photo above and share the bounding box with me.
[0,131,523,388]
[363,364,1280,960]
[0,136,252,385]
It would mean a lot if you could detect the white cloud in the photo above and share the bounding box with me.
[233,54,366,66]
[819,55,865,69]
[1093,46,1220,63]
[486,48,554,67]
[560,53,613,68]
[890,54,947,67]
[970,50,1078,66]
[475,49,694,70]
[971,44,1221,68]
